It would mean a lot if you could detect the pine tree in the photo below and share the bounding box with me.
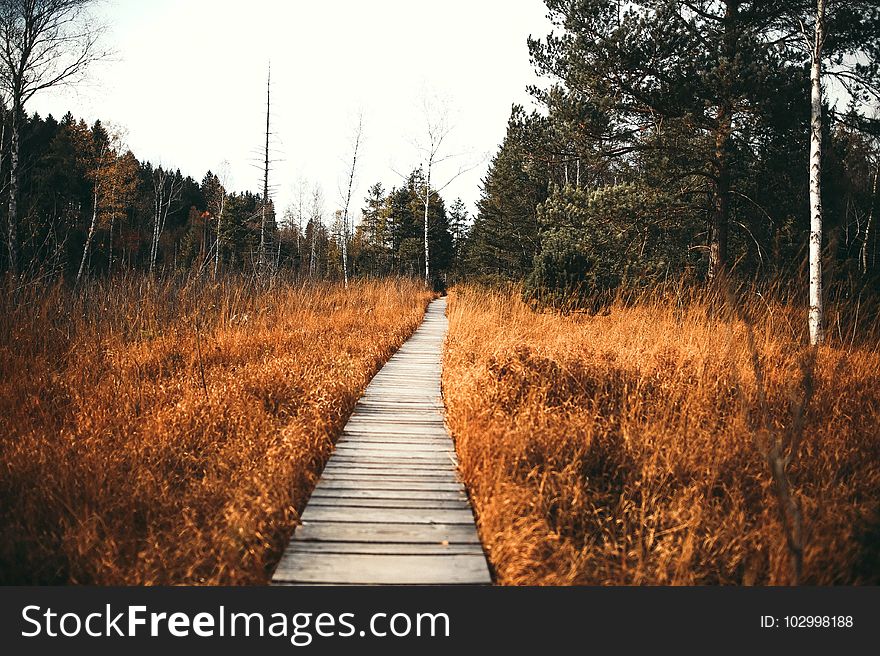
[528,0,814,278]
[466,109,546,280]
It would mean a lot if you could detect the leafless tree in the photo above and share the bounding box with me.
[293,176,307,254]
[0,0,106,274]
[259,63,271,271]
[338,113,363,288]
[411,94,482,285]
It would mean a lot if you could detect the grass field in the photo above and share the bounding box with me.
[3,275,877,586]
[443,284,880,585]
[0,276,432,584]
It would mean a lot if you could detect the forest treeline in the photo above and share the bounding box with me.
[0,111,469,282]
[2,1,879,311]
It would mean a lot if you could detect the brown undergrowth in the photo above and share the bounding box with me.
[0,275,432,584]
[443,284,880,585]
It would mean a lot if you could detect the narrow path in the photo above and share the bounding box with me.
[272,297,491,585]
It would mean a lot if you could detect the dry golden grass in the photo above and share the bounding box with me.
[0,275,432,584]
[443,284,880,585]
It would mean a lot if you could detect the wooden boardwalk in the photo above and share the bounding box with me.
[272,297,491,585]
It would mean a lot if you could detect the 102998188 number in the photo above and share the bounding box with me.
[784,616,853,628]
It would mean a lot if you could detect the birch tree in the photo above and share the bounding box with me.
[210,161,230,278]
[807,0,827,346]
[75,124,136,287]
[798,0,880,345]
[0,0,105,274]
[308,184,323,278]
[74,124,105,287]
[338,114,363,288]
[149,167,182,275]
[413,96,481,285]
[294,176,307,256]
[862,164,878,275]
[258,64,271,271]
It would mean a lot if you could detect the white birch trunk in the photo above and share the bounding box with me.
[6,106,19,274]
[259,66,270,271]
[150,176,163,275]
[108,214,113,273]
[861,167,877,275]
[340,119,362,288]
[214,191,225,278]
[75,180,100,287]
[808,0,826,346]
[423,159,431,284]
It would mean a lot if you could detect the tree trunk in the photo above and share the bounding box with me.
[310,222,317,278]
[709,116,731,281]
[259,66,270,271]
[809,0,826,346]
[6,104,19,274]
[76,184,100,287]
[423,162,431,284]
[709,3,738,280]
[108,214,114,273]
[341,125,361,289]
[150,185,161,275]
[861,165,878,275]
[214,194,224,278]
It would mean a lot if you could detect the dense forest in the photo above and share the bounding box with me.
[467,2,880,308]
[0,111,467,283]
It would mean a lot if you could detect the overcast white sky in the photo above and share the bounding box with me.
[29,0,551,224]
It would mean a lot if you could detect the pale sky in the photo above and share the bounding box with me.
[29,0,551,224]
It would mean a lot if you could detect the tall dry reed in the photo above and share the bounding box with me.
[443,284,880,585]
[0,274,432,584]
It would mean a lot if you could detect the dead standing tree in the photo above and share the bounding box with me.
[338,114,363,288]
[412,95,482,286]
[0,0,106,275]
[258,64,272,273]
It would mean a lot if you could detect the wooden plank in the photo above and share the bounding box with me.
[333,442,454,453]
[300,506,476,524]
[286,542,485,556]
[274,553,491,585]
[322,459,451,470]
[326,456,459,467]
[341,424,449,434]
[319,466,458,477]
[309,488,467,502]
[317,476,461,488]
[306,497,470,510]
[313,480,463,492]
[336,438,452,447]
[346,417,443,423]
[292,521,482,545]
